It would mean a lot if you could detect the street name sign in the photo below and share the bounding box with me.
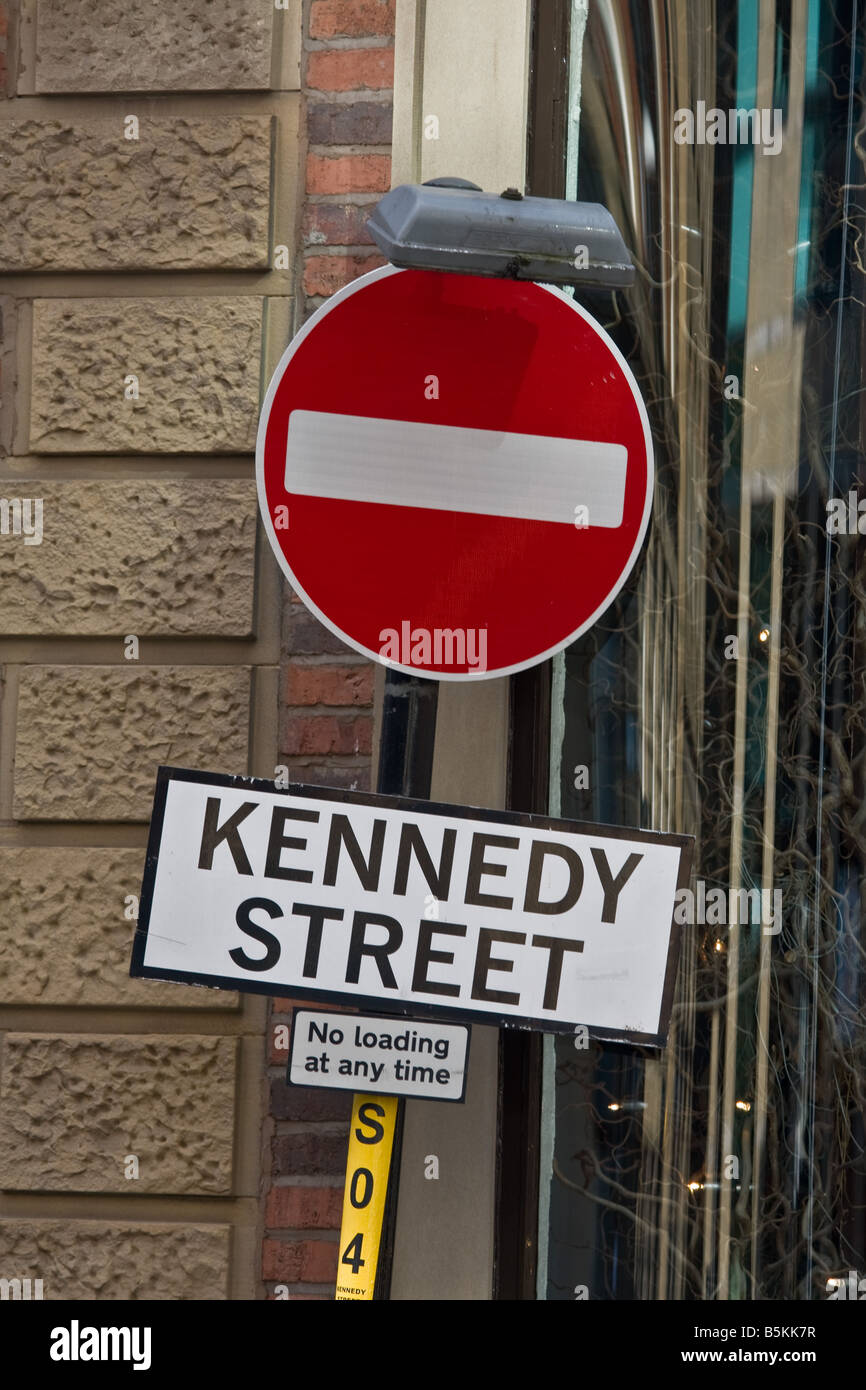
[130,767,692,1046]
[256,265,654,681]
[287,1008,470,1102]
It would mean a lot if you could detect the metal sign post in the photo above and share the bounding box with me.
[335,1095,398,1301]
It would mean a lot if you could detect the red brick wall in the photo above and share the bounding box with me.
[261,0,395,1301]
[302,0,394,321]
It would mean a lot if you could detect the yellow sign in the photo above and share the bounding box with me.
[335,1094,398,1301]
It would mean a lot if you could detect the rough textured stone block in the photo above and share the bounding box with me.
[0,118,273,270]
[0,480,257,637]
[29,298,263,454]
[13,666,251,821]
[0,1220,230,1298]
[34,0,274,92]
[0,849,238,1008]
[0,1034,237,1193]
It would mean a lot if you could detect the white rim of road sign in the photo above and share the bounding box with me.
[255,263,655,682]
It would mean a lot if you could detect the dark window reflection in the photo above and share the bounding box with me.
[543,0,866,1300]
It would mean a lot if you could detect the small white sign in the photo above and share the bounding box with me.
[288,1009,470,1102]
[132,768,691,1044]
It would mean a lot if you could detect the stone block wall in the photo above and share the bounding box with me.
[0,0,300,1301]
[0,0,392,1304]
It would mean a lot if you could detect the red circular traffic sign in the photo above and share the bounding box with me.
[257,265,653,680]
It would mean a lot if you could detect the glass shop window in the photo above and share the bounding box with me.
[537,0,866,1301]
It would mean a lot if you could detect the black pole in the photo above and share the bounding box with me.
[376,669,439,799]
[372,668,439,1299]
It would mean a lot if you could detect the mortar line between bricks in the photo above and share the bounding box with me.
[308,144,392,154]
[0,454,257,473]
[303,246,380,254]
[303,241,386,253]
[278,756,371,763]
[265,1282,337,1293]
[304,88,394,101]
[0,648,279,668]
[304,38,396,51]
[0,1010,257,1034]
[308,91,394,105]
[277,760,371,769]
[287,654,374,664]
[266,1230,340,1241]
[274,1121,350,1134]
[0,275,292,297]
[0,94,301,118]
[268,1176,345,1187]
[0,1193,260,1218]
[282,709,374,719]
[306,191,384,201]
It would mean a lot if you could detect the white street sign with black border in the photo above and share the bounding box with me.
[130,767,693,1045]
[288,1008,470,1103]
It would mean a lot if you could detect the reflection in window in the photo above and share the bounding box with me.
[541,0,866,1301]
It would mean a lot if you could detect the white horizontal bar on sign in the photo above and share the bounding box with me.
[284,409,628,528]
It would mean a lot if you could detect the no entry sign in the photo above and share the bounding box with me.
[131,767,691,1045]
[257,266,653,680]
